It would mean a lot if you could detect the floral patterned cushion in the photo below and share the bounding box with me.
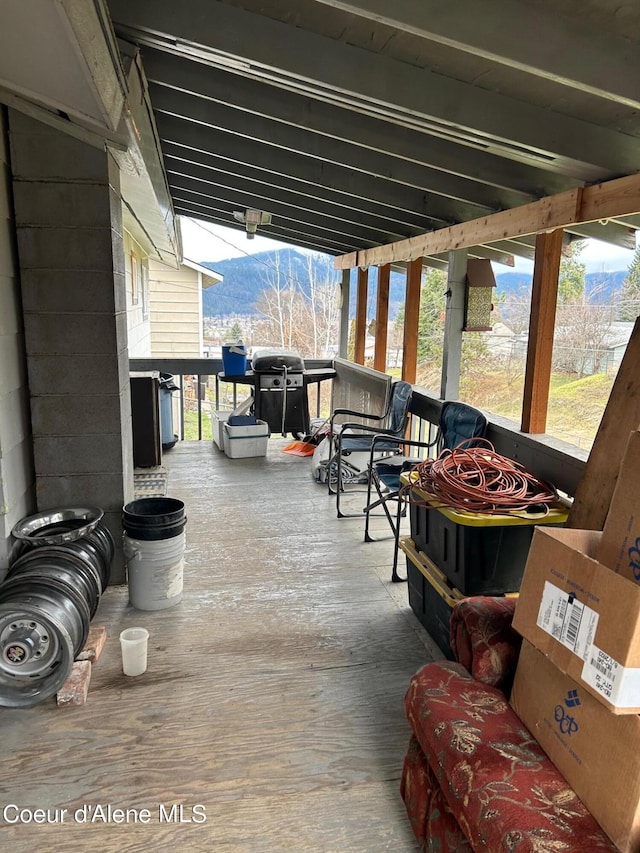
[402,733,473,852]
[403,661,617,853]
[449,596,521,695]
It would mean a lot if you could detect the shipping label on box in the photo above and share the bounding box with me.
[536,580,640,707]
[598,430,640,582]
[537,580,600,657]
[511,641,640,853]
[512,526,640,713]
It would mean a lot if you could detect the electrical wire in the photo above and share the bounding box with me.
[184,217,331,296]
[406,438,559,516]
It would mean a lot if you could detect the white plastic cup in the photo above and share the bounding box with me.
[119,627,149,676]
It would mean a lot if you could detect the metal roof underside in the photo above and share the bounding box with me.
[106,0,640,266]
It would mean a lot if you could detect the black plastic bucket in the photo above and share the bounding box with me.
[122,498,186,541]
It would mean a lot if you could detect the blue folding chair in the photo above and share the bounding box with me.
[327,381,413,518]
[363,401,488,581]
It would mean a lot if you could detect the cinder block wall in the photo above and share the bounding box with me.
[0,107,34,577]
[9,110,133,583]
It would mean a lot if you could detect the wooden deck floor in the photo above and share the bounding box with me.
[0,440,443,852]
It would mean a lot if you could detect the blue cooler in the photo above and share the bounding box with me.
[222,344,248,375]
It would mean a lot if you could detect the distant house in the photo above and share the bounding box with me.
[483,320,635,376]
[485,322,518,357]
[590,321,635,374]
[127,251,223,358]
[149,258,223,357]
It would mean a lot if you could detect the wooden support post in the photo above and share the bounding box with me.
[338,268,350,359]
[374,264,390,373]
[402,258,422,383]
[440,249,468,400]
[521,229,564,433]
[354,267,368,364]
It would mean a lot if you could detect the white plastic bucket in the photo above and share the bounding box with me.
[124,531,185,611]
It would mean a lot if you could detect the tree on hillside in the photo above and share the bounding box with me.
[554,283,614,376]
[619,245,640,321]
[252,253,340,356]
[227,320,243,342]
[498,285,531,334]
[259,251,298,349]
[551,241,616,376]
[305,253,341,357]
[394,266,447,368]
[417,268,447,362]
[558,239,587,303]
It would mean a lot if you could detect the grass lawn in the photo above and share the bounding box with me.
[179,364,613,452]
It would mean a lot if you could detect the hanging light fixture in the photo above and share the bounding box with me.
[232,209,272,240]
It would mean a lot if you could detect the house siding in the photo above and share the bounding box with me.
[149,259,202,356]
[125,230,152,357]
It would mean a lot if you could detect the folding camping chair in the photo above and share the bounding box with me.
[327,381,413,518]
[363,401,488,582]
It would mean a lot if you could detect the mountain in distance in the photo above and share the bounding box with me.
[200,249,629,317]
[494,272,532,294]
[201,249,311,317]
[494,269,627,302]
[200,249,407,318]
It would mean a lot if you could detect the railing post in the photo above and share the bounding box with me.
[402,258,422,383]
[339,269,350,359]
[440,249,468,400]
[374,263,390,373]
[354,267,368,364]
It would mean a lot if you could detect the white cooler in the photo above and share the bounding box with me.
[223,419,270,458]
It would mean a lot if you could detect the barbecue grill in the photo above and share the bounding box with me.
[251,349,310,437]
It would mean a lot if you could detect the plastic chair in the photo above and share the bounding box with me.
[364,401,488,582]
[327,381,413,518]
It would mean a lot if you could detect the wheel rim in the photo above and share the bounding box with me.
[0,596,76,708]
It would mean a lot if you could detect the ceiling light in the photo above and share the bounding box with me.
[233,209,272,240]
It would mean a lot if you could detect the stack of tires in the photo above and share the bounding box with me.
[0,508,114,708]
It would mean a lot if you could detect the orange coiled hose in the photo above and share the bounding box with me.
[408,438,559,515]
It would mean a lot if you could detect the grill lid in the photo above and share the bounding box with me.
[251,349,305,373]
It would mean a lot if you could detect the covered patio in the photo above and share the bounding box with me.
[1,439,438,852]
[1,4,640,848]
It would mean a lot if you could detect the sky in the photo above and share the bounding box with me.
[180,215,638,274]
[180,216,289,265]
[511,235,637,275]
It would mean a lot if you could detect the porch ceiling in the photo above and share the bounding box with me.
[107,0,640,264]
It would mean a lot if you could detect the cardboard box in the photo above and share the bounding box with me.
[222,419,269,458]
[511,641,640,853]
[598,430,640,582]
[512,526,640,713]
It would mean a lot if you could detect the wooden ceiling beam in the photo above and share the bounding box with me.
[335,173,640,269]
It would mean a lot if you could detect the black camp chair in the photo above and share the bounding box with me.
[327,380,413,518]
[363,401,488,582]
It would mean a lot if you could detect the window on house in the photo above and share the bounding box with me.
[131,253,139,305]
[141,263,149,320]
